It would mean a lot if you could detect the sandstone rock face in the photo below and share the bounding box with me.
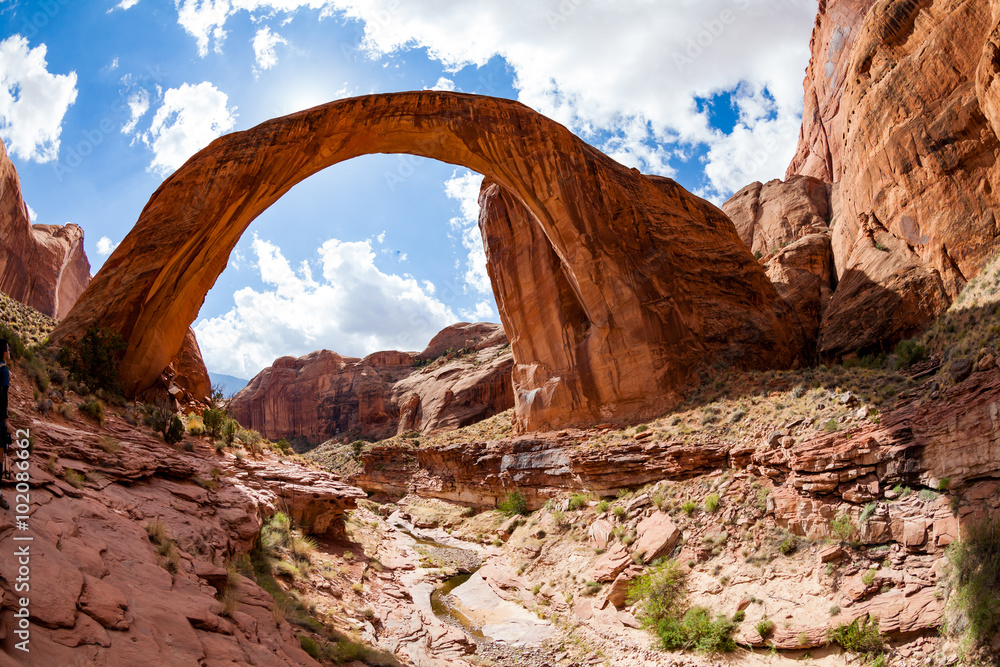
[53,91,797,432]
[721,175,832,258]
[0,139,90,319]
[230,322,513,444]
[785,0,1000,357]
[763,233,835,359]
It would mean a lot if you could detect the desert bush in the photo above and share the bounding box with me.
[827,615,885,656]
[202,407,225,438]
[78,399,105,425]
[58,325,127,395]
[830,512,858,544]
[165,416,184,445]
[596,500,610,513]
[704,493,721,513]
[947,517,1000,649]
[498,490,528,517]
[893,339,926,369]
[222,418,238,445]
[755,618,774,639]
[568,493,591,511]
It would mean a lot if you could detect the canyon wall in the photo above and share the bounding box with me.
[230,323,514,444]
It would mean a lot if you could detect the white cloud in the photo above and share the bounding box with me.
[174,0,334,57]
[0,35,78,163]
[428,77,455,92]
[324,0,814,198]
[444,169,491,296]
[113,0,143,10]
[25,203,36,222]
[144,81,237,176]
[376,230,385,244]
[460,300,495,322]
[121,88,150,135]
[96,236,119,256]
[252,26,287,74]
[194,234,457,377]
[158,1,815,198]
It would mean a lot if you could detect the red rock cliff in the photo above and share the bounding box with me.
[229,323,514,444]
[0,138,91,319]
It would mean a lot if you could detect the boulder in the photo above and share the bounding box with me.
[631,511,681,564]
[722,175,831,258]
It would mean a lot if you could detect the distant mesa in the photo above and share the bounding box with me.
[51,91,797,432]
[229,322,513,445]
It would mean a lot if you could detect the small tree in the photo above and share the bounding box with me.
[165,416,184,445]
[203,407,225,439]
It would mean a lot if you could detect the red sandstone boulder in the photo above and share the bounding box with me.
[230,322,513,444]
[0,138,90,319]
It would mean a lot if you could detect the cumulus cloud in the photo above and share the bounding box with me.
[194,234,457,378]
[0,35,78,163]
[428,77,455,92]
[96,236,119,256]
[174,0,334,57]
[112,0,143,11]
[252,26,287,74]
[326,0,814,198]
[144,81,237,176]
[444,169,492,300]
[158,1,815,197]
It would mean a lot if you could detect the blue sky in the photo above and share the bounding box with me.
[0,0,817,379]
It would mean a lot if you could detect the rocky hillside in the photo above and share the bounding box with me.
[229,323,514,447]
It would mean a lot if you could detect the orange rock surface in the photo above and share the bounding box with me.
[783,0,1000,356]
[0,139,90,319]
[229,323,513,444]
[53,91,796,432]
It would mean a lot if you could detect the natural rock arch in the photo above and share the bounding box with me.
[53,91,798,431]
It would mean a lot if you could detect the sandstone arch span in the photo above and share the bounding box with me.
[53,91,798,431]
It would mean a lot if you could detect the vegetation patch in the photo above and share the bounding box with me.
[946,517,1000,652]
[498,490,528,517]
[628,559,737,654]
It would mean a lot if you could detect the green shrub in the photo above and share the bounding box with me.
[755,618,774,639]
[613,505,626,519]
[59,325,127,395]
[299,635,321,659]
[78,399,105,425]
[351,440,365,460]
[823,418,840,433]
[142,404,171,435]
[704,493,721,513]
[582,580,602,597]
[596,500,610,513]
[859,502,877,524]
[202,407,225,438]
[222,418,238,445]
[732,610,745,623]
[827,615,885,655]
[655,606,737,653]
[682,500,698,516]
[947,517,1000,649]
[830,512,858,544]
[498,490,528,517]
[628,559,688,626]
[893,339,926,370]
[862,568,877,586]
[165,416,184,445]
[779,537,797,555]
[568,493,590,511]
